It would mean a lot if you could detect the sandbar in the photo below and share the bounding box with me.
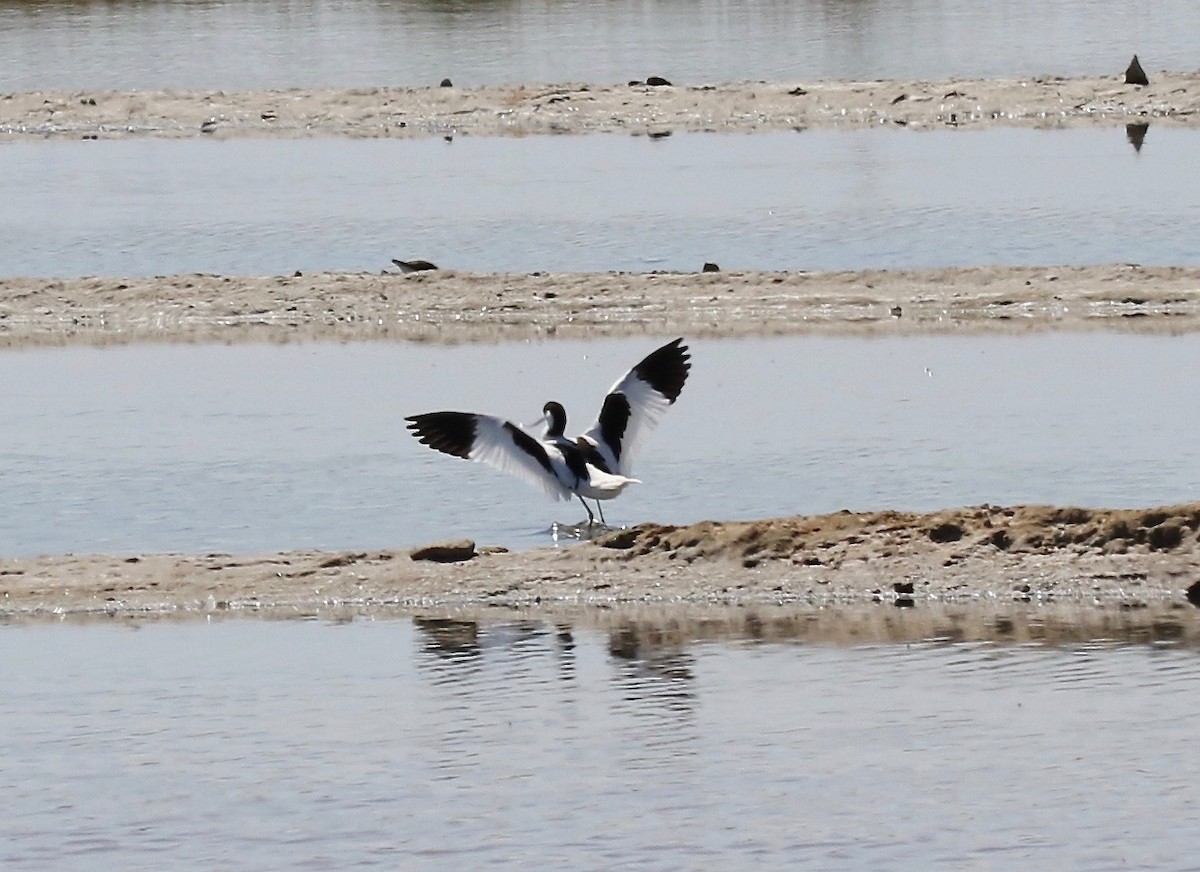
[3,71,1200,141]
[4,263,1200,348]
[3,502,1199,638]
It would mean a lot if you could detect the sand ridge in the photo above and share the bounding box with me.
[3,71,1200,141]
[4,263,1200,347]
[3,502,1200,626]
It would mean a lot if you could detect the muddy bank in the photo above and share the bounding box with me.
[3,71,1200,141]
[4,263,1200,347]
[4,502,1199,627]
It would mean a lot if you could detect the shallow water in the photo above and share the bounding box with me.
[3,128,1199,278]
[0,0,1196,91]
[3,616,1199,870]
[2,333,1199,558]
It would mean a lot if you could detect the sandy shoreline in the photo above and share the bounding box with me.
[5,263,1200,347]
[3,71,1200,141]
[3,502,1199,638]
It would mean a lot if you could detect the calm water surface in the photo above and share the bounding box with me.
[2,128,1198,278]
[2,334,1199,558]
[0,0,1196,91]
[3,617,1199,869]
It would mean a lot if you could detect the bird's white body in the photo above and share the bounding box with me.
[577,464,641,502]
[466,415,640,504]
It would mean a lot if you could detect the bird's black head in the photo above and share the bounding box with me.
[542,401,567,437]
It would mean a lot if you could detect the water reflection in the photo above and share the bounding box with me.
[413,602,1200,655]
[1127,122,1149,153]
[608,623,697,716]
[413,616,481,661]
[411,614,699,734]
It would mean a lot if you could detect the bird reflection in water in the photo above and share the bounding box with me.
[607,623,697,716]
[1126,122,1149,154]
[412,617,577,682]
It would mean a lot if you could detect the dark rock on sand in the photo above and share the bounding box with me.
[410,539,476,563]
[392,258,439,273]
[702,262,720,272]
[1125,55,1149,86]
[1187,580,1200,607]
[646,76,673,87]
[927,522,964,543]
[1148,519,1184,550]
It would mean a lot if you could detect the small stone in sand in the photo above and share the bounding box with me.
[410,539,476,563]
[646,76,673,87]
[1125,54,1149,86]
[702,262,720,273]
[440,78,453,88]
[928,522,964,543]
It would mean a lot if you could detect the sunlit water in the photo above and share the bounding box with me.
[2,333,1199,558]
[0,0,1196,91]
[3,617,1199,870]
[2,128,1198,278]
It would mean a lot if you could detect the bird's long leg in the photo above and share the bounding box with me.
[576,495,596,526]
[596,500,607,527]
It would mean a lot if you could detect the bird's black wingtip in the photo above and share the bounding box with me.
[635,337,692,404]
[405,411,477,459]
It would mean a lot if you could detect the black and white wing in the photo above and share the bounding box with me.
[578,337,691,477]
[406,411,571,501]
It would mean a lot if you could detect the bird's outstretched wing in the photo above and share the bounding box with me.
[579,337,691,476]
[406,411,571,501]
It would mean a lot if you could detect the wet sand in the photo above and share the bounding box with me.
[4,71,1200,140]
[5,263,1200,347]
